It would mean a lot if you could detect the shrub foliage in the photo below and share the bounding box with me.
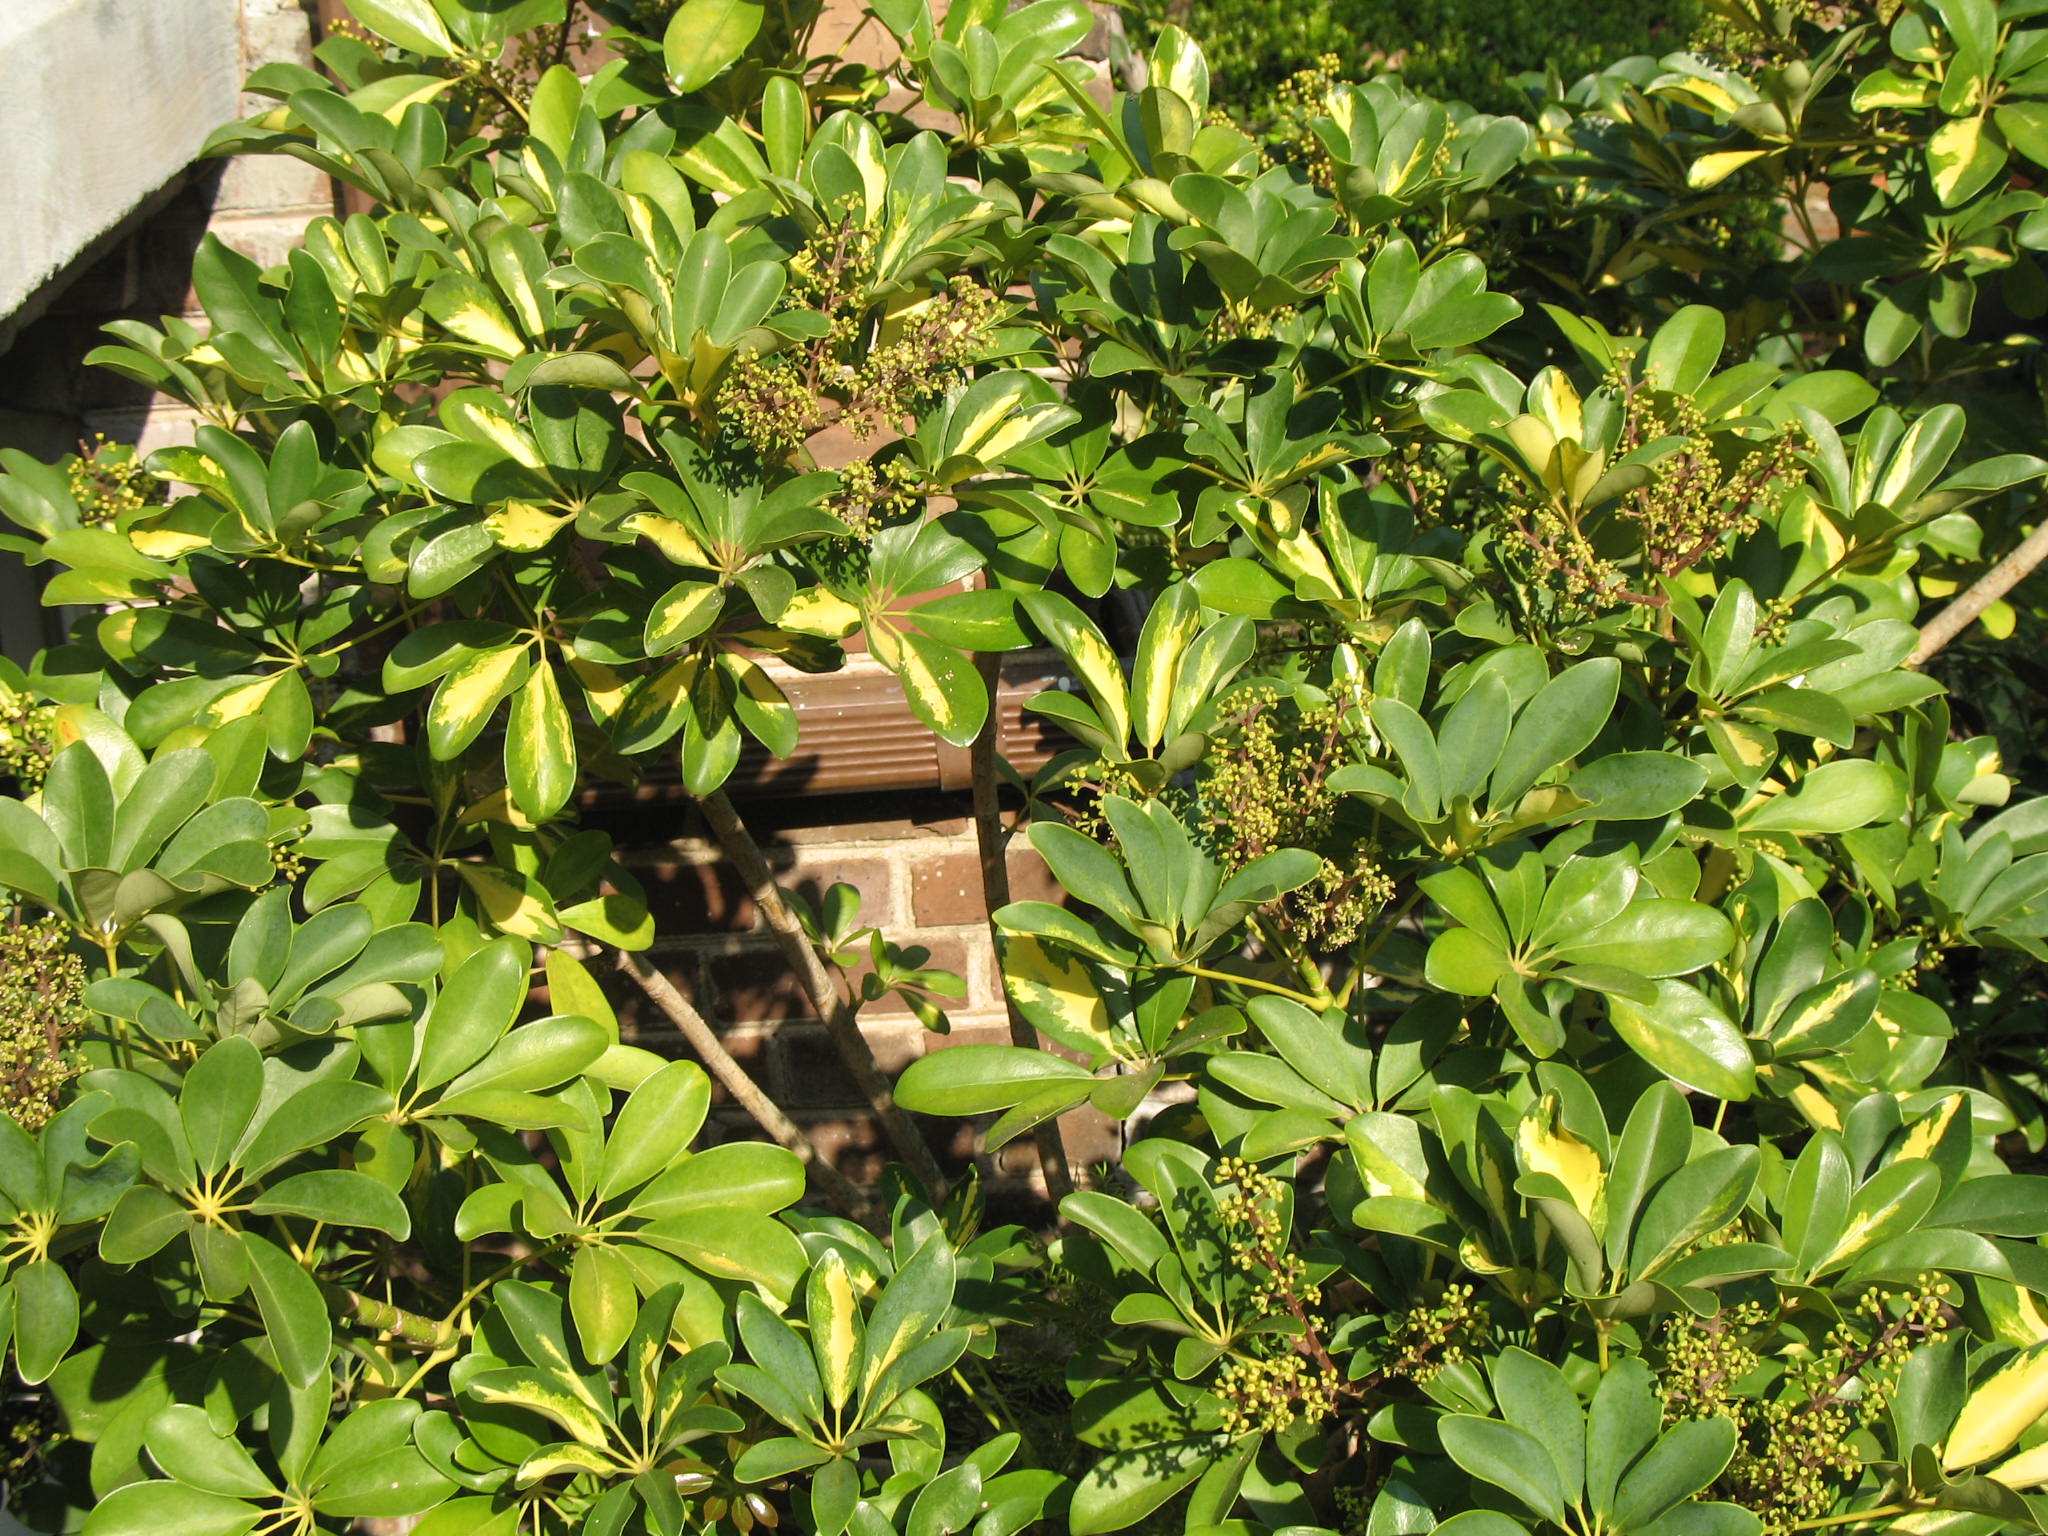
[3,2,2048,1536]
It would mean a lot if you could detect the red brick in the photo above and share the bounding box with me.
[800,1115,892,1187]
[769,854,896,929]
[776,1028,869,1110]
[631,856,755,934]
[708,946,810,1025]
[911,847,1063,926]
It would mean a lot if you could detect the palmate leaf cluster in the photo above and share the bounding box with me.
[6,1,2048,1534]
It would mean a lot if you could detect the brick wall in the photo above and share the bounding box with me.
[590,790,1124,1222]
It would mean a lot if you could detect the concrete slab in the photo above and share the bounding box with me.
[0,0,243,319]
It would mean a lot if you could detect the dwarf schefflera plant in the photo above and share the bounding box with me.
[8,0,2048,1535]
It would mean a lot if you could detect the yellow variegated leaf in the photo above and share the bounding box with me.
[568,656,630,723]
[487,503,573,551]
[1687,150,1768,189]
[516,1447,625,1486]
[646,580,727,654]
[1023,596,1130,749]
[625,511,713,567]
[505,662,576,822]
[467,1372,613,1450]
[442,394,546,467]
[1562,443,1611,510]
[1989,1440,2048,1490]
[1528,367,1583,442]
[1980,1279,2048,1347]
[425,274,525,358]
[1929,116,2004,206]
[1129,590,1200,751]
[427,645,532,760]
[1673,78,1741,113]
[1948,1343,2048,1469]
[1788,1082,1843,1131]
[777,587,862,639]
[1001,936,1116,1058]
[1502,414,1559,485]
[1895,1093,1965,1163]
[457,862,562,941]
[1517,1097,1606,1229]
[352,72,457,125]
[130,528,213,559]
[891,630,985,746]
[204,673,285,725]
[808,1249,864,1412]
[1344,1113,1430,1202]
[458,787,537,831]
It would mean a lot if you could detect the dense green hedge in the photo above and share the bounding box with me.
[1126,0,1704,113]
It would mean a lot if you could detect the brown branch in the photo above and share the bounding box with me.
[972,648,1075,1206]
[1910,517,2048,667]
[698,790,949,1198]
[614,947,877,1222]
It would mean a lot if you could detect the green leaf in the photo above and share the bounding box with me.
[734,1436,834,1482]
[79,1481,261,1536]
[1426,926,1516,997]
[249,1170,412,1239]
[862,1232,955,1398]
[638,1207,809,1302]
[241,1231,332,1387]
[12,1260,77,1384]
[664,0,766,92]
[1491,659,1620,808]
[1612,1418,1738,1529]
[598,1060,711,1201]
[631,1141,804,1218]
[1440,1415,1568,1525]
[100,1184,194,1263]
[1570,752,1710,822]
[439,1014,610,1099]
[1554,901,1733,978]
[181,1037,264,1179]
[348,0,456,54]
[418,939,527,1090]
[1586,1359,1660,1519]
[1492,1348,1585,1504]
[1742,761,1904,835]
[1606,980,1755,1100]
[144,1404,276,1499]
[109,749,216,873]
[896,1043,1096,1115]
[1069,1438,1214,1536]
[1642,306,1725,396]
[1431,1516,1529,1536]
[1630,1146,1759,1280]
[569,1244,638,1363]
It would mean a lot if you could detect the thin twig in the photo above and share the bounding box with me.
[1909,517,2048,666]
[971,648,1074,1205]
[614,947,876,1221]
[698,790,948,1197]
